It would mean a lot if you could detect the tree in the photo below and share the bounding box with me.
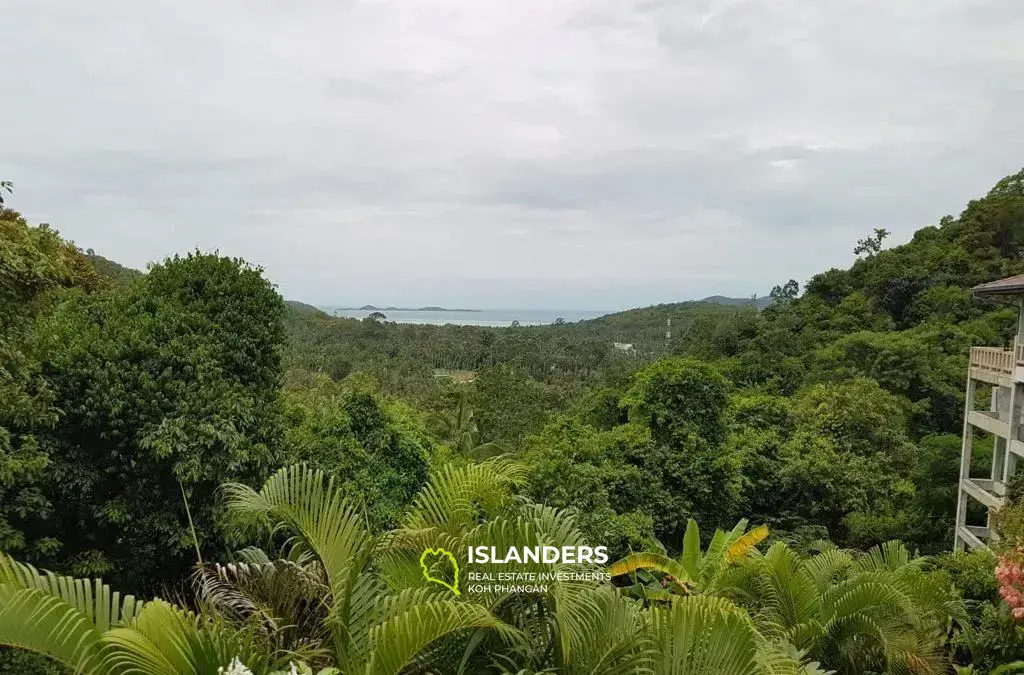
[2,459,968,675]
[646,596,805,675]
[717,540,964,675]
[470,364,552,449]
[610,358,741,541]
[0,181,12,205]
[611,518,768,599]
[774,378,919,546]
[281,374,432,530]
[30,252,287,591]
[0,213,98,562]
[853,227,890,257]
[613,525,965,674]
[429,386,505,460]
[218,464,518,674]
[768,279,799,306]
[522,418,664,557]
[622,358,729,448]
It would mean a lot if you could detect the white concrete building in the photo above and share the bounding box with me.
[955,274,1024,550]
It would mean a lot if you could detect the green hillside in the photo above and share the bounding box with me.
[5,170,1024,673]
[84,250,143,286]
[700,294,771,309]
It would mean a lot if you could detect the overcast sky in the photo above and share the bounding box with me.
[2,0,1023,310]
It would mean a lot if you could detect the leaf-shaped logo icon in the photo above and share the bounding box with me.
[420,547,460,596]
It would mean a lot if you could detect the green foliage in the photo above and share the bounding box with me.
[853,227,890,258]
[0,211,98,561]
[524,359,741,551]
[574,387,629,431]
[717,540,965,675]
[773,379,918,546]
[956,601,1024,674]
[522,418,663,557]
[647,595,802,675]
[7,165,1024,672]
[611,518,769,599]
[622,358,729,447]
[25,252,286,591]
[913,434,985,549]
[933,549,999,603]
[83,250,142,288]
[811,325,968,435]
[282,374,432,530]
[470,364,557,449]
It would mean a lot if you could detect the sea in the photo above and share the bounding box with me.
[321,308,610,327]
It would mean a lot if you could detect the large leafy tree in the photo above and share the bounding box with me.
[0,210,98,561]
[281,373,433,530]
[621,358,740,541]
[30,252,286,591]
[523,358,741,554]
[522,418,665,558]
[470,364,554,449]
[772,378,919,546]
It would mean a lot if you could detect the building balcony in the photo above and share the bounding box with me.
[970,346,1021,383]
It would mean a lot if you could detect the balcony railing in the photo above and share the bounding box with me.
[971,346,1017,377]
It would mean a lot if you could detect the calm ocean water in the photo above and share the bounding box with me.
[322,308,609,327]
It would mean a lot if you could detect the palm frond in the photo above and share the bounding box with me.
[222,464,376,669]
[0,587,104,673]
[647,596,802,675]
[358,595,521,675]
[100,599,271,675]
[401,457,528,534]
[0,552,143,633]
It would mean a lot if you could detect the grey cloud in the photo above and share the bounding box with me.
[1,0,1022,309]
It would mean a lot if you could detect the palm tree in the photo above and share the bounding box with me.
[1,462,964,675]
[205,459,789,674]
[435,389,505,460]
[611,524,967,674]
[192,546,333,665]
[0,552,275,674]
[646,596,805,675]
[714,539,966,675]
[376,458,651,674]
[216,463,519,674]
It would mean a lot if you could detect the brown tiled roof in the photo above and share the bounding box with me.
[972,274,1024,296]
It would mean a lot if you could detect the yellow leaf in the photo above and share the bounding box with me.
[726,525,768,562]
[608,553,693,592]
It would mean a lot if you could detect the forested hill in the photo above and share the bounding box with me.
[700,294,771,309]
[285,299,329,316]
[282,167,1024,421]
[581,300,751,327]
[7,171,1024,672]
[84,250,142,286]
[732,169,1024,434]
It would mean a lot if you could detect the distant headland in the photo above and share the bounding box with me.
[338,305,482,313]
